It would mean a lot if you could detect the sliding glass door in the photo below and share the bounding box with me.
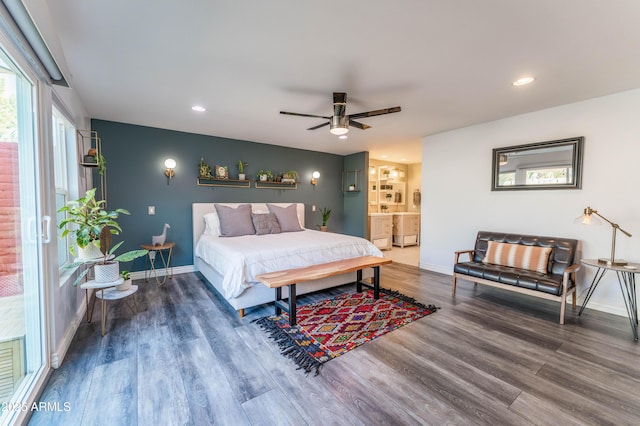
[0,43,46,424]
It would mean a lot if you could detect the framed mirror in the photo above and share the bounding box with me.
[492,136,584,191]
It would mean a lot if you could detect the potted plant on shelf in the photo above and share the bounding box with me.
[58,188,128,260]
[320,207,331,232]
[281,170,298,183]
[256,169,273,181]
[237,160,248,180]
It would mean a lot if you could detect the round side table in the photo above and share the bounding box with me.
[140,242,175,285]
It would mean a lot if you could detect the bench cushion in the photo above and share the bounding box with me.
[483,241,552,274]
[454,261,567,296]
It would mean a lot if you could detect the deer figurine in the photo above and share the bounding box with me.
[152,223,170,246]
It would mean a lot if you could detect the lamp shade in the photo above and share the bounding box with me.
[164,158,176,169]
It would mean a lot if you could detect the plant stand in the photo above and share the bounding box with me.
[81,278,138,336]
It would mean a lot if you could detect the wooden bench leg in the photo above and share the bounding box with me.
[373,266,380,299]
[288,284,297,326]
[274,284,298,326]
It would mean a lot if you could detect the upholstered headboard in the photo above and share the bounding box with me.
[192,203,306,254]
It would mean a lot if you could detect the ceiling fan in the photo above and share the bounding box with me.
[280,92,401,136]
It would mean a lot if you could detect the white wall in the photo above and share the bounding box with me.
[421,88,640,316]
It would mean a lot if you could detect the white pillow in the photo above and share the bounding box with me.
[203,212,221,237]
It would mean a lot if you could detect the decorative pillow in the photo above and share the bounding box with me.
[214,204,255,237]
[251,213,282,235]
[203,212,221,236]
[267,203,303,232]
[482,241,551,274]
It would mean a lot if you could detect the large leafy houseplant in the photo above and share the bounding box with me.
[58,188,147,285]
[58,188,128,257]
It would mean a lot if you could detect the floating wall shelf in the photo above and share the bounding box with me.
[196,178,252,188]
[254,181,298,190]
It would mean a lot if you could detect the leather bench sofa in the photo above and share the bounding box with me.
[452,231,580,324]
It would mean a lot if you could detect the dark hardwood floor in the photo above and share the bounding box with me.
[29,264,640,425]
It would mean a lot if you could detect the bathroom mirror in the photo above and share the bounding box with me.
[492,136,584,191]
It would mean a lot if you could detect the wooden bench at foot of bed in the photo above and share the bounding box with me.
[256,255,392,326]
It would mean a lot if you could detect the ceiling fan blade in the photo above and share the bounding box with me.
[348,106,401,120]
[349,120,371,130]
[307,122,330,130]
[280,111,330,119]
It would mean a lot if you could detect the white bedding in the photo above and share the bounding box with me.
[195,229,383,299]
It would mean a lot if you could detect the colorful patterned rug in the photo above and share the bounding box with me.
[254,289,439,375]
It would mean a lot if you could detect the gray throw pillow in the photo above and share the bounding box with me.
[267,203,303,232]
[251,213,282,235]
[214,204,255,237]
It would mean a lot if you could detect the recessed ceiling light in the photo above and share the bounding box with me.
[192,105,206,112]
[338,135,348,140]
[401,158,407,161]
[380,155,388,158]
[513,76,535,86]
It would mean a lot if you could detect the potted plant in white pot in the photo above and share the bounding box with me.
[58,188,128,260]
[256,169,273,181]
[237,160,248,180]
[66,225,147,286]
[118,270,132,291]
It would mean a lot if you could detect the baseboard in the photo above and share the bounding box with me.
[50,294,87,369]
[129,264,195,281]
[419,262,451,275]
[421,263,628,318]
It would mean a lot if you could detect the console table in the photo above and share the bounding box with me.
[579,259,639,340]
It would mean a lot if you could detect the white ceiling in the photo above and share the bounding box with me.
[40,0,640,163]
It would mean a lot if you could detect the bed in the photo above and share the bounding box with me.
[192,203,384,315]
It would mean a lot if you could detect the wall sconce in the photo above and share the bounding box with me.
[164,158,176,182]
[575,206,632,266]
[311,171,320,188]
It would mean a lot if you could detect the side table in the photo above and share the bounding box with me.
[80,278,138,336]
[141,242,175,285]
[579,258,639,340]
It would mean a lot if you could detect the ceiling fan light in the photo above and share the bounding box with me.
[329,116,349,135]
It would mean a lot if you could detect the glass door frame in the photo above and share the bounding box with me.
[0,24,53,426]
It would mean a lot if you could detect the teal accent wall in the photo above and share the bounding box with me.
[91,119,349,271]
[342,152,369,237]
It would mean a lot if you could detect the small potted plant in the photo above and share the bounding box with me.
[281,170,298,183]
[237,160,248,180]
[117,270,132,291]
[256,169,273,181]
[320,207,331,232]
[348,183,356,191]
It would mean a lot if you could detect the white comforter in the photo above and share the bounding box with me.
[195,229,384,299]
